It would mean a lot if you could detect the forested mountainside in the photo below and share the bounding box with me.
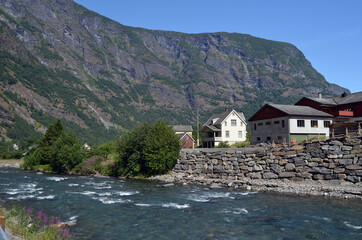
[0,0,348,144]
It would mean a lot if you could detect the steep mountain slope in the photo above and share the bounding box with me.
[0,0,348,144]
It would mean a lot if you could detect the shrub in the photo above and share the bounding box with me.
[112,120,181,177]
[216,141,230,148]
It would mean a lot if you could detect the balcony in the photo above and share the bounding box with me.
[338,110,354,117]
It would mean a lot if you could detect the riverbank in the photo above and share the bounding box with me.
[151,173,362,199]
[0,160,23,168]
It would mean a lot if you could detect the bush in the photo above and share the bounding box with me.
[112,120,181,177]
[216,141,230,148]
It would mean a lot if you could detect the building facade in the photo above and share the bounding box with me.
[249,104,333,144]
[202,109,247,148]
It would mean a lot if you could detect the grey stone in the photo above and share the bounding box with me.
[253,164,263,171]
[343,138,361,146]
[305,143,320,150]
[309,167,333,174]
[338,159,353,165]
[210,183,223,189]
[263,172,278,179]
[270,164,281,173]
[247,161,255,167]
[342,146,353,151]
[195,164,204,169]
[312,174,324,180]
[346,176,361,183]
[285,163,296,171]
[279,172,296,178]
[330,140,343,146]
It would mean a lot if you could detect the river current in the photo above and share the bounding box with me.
[0,168,361,240]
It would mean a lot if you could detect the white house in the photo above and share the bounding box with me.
[249,104,333,144]
[201,109,247,148]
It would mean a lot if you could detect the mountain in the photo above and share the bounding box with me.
[0,0,349,144]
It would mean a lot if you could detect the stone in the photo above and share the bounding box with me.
[328,163,337,169]
[337,174,347,180]
[210,183,223,189]
[338,159,353,165]
[342,146,353,151]
[346,176,361,183]
[279,159,288,165]
[330,140,343,146]
[294,159,307,167]
[309,167,332,174]
[343,138,361,146]
[279,172,296,178]
[312,174,324,180]
[247,172,262,179]
[253,164,263,171]
[247,161,256,167]
[263,172,278,179]
[327,155,338,159]
[285,163,296,171]
[270,164,281,173]
[305,143,320,150]
[297,172,313,179]
[195,164,204,169]
[346,165,362,170]
[163,183,174,187]
[307,162,319,167]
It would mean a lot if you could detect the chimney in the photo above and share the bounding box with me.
[225,108,229,112]
[318,92,322,99]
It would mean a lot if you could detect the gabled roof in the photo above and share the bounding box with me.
[176,132,195,142]
[268,104,333,117]
[203,109,247,130]
[300,91,362,106]
[172,125,193,132]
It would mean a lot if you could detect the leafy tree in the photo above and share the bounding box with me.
[50,132,85,173]
[23,119,86,173]
[113,120,181,177]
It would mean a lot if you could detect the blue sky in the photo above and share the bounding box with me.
[74,0,362,93]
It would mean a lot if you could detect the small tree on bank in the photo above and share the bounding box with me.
[23,120,85,173]
[112,120,181,177]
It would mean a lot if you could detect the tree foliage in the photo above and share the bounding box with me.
[23,120,85,173]
[112,120,181,177]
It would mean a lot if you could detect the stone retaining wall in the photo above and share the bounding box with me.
[173,137,362,184]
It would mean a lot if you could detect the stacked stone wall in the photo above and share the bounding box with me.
[173,137,362,184]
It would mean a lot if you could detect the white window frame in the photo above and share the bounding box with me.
[225,131,230,138]
[231,119,237,126]
[238,131,242,138]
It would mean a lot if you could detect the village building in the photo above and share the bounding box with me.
[295,91,362,122]
[172,125,195,148]
[201,109,247,148]
[249,104,333,144]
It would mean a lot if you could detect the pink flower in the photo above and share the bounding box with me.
[26,207,32,215]
[37,209,43,220]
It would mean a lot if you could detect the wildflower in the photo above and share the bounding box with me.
[26,207,32,215]
[37,209,43,220]
[50,216,55,225]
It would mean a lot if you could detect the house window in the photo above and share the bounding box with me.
[257,137,261,141]
[231,119,237,126]
[258,123,263,126]
[224,121,227,126]
[311,120,318,128]
[282,120,285,128]
[267,137,271,141]
[297,120,305,127]
[278,136,282,140]
[254,124,256,130]
[240,121,243,126]
[274,121,280,124]
[225,131,230,138]
[238,131,242,138]
[266,122,271,125]
[324,121,330,128]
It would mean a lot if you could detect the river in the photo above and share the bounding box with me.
[0,168,361,239]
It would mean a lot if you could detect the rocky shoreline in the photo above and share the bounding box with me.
[0,160,23,168]
[151,173,362,199]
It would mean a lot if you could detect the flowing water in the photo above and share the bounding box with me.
[0,168,361,240]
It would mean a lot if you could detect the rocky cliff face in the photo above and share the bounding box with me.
[0,0,348,144]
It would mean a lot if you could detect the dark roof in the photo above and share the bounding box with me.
[172,125,193,132]
[303,91,362,106]
[203,110,246,127]
[268,104,333,117]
